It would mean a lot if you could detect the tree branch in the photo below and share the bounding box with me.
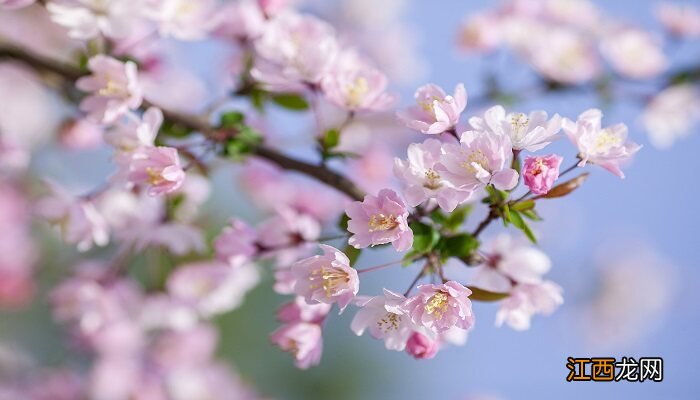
[0,42,365,201]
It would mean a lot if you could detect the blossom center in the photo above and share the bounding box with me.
[368,213,399,232]
[346,76,369,107]
[425,291,449,319]
[99,80,125,97]
[377,312,401,333]
[595,129,622,152]
[460,149,489,173]
[146,167,165,185]
[510,113,529,138]
[309,266,350,298]
[424,168,442,189]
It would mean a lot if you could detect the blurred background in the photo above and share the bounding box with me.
[1,0,699,399]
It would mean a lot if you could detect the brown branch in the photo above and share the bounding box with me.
[0,42,365,201]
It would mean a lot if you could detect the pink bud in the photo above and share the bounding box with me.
[405,332,439,359]
[522,154,563,195]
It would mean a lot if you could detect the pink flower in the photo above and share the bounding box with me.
[657,3,700,38]
[270,322,323,369]
[403,281,474,333]
[321,50,395,112]
[46,0,137,39]
[394,139,473,212]
[563,109,641,178]
[277,296,331,324]
[600,28,667,80]
[127,146,185,196]
[522,154,563,195]
[457,12,503,53]
[642,84,700,149]
[105,108,163,153]
[167,259,259,318]
[468,105,562,152]
[59,118,103,150]
[437,130,518,192]
[346,188,413,251]
[495,281,563,331]
[215,0,266,41]
[0,0,34,9]
[405,331,439,359]
[291,244,358,311]
[214,219,258,264]
[76,55,142,124]
[256,207,320,249]
[398,83,467,134]
[351,289,415,351]
[472,234,552,293]
[36,182,109,251]
[252,12,338,91]
[144,0,218,41]
[257,0,291,16]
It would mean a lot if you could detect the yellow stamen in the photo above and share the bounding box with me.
[424,291,449,319]
[368,214,399,232]
[308,266,350,298]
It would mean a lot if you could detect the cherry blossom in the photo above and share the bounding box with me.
[291,244,358,311]
[346,188,413,251]
[398,83,467,134]
[403,281,475,333]
[522,154,563,195]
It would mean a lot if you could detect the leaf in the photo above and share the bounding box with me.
[272,93,309,111]
[343,245,361,267]
[443,205,472,232]
[511,200,535,212]
[520,209,542,221]
[468,286,510,302]
[509,210,537,244]
[337,213,350,231]
[223,125,262,160]
[542,173,589,199]
[409,221,440,254]
[437,233,479,260]
[502,203,512,225]
[322,129,340,149]
[159,120,193,138]
[219,111,245,128]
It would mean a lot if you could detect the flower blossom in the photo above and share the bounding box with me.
[291,244,358,311]
[214,219,258,264]
[656,3,700,38]
[600,28,667,79]
[403,281,474,333]
[346,188,413,251]
[522,154,563,195]
[405,331,439,359]
[495,281,563,331]
[270,321,323,369]
[127,146,186,196]
[0,0,34,10]
[562,109,641,178]
[144,0,218,41]
[437,130,518,192]
[468,105,562,152]
[351,289,416,351]
[76,55,142,124]
[641,84,700,149]
[277,296,331,325]
[105,108,163,153]
[398,83,467,134]
[457,12,503,53]
[46,0,137,39]
[394,139,472,212]
[215,0,266,41]
[58,118,103,150]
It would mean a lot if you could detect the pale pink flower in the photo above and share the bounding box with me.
[405,331,439,359]
[291,244,358,311]
[132,222,206,256]
[215,0,266,40]
[437,130,518,192]
[600,28,667,79]
[457,12,503,53]
[398,83,467,134]
[351,289,415,351]
[214,219,258,264]
[46,0,138,39]
[642,84,700,149]
[252,12,338,91]
[656,3,700,38]
[394,138,472,212]
[76,55,142,124]
[346,188,413,251]
[270,322,323,369]
[257,0,291,16]
[468,105,562,152]
[562,109,641,178]
[0,0,34,9]
[105,108,163,153]
[321,50,395,112]
[256,207,321,249]
[277,296,331,324]
[522,154,563,195]
[0,270,33,309]
[59,118,104,150]
[495,281,563,331]
[144,0,218,41]
[167,259,259,318]
[403,281,474,333]
[472,234,552,293]
[127,146,185,196]
[36,182,109,251]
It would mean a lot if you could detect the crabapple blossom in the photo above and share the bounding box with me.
[394,138,472,212]
[398,83,467,134]
[214,219,258,264]
[405,331,439,359]
[346,188,413,251]
[563,109,641,178]
[76,56,143,124]
[656,3,700,38]
[522,154,563,195]
[468,105,562,152]
[144,0,218,41]
[351,289,416,351]
[58,118,103,150]
[438,130,519,192]
[215,0,266,41]
[472,234,552,293]
[642,84,700,149]
[126,146,185,196]
[105,108,163,153]
[495,281,563,331]
[270,322,323,369]
[291,244,358,311]
[46,0,137,39]
[600,28,668,79]
[457,12,503,53]
[256,207,321,249]
[404,281,475,333]
[277,296,331,324]
[0,0,34,9]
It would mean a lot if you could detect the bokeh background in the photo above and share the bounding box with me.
[1,0,699,399]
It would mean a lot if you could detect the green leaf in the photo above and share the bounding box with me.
[337,213,350,231]
[272,93,309,111]
[511,200,535,212]
[520,209,542,221]
[468,286,510,302]
[443,205,472,232]
[437,233,479,260]
[409,221,440,254]
[249,88,267,111]
[509,210,537,244]
[159,120,193,138]
[223,125,262,161]
[219,111,245,128]
[502,203,512,225]
[485,185,508,204]
[322,129,340,149]
[343,245,361,267]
